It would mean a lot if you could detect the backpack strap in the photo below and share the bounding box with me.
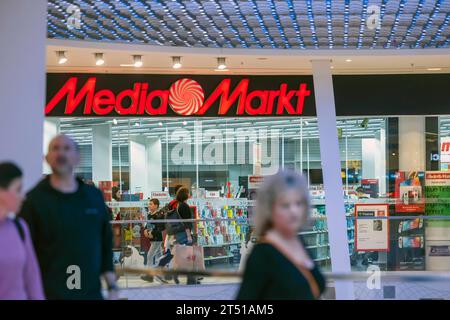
[13,217,25,243]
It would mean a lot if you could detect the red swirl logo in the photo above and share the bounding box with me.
[168,78,204,115]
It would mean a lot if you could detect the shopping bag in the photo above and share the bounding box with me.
[172,244,205,271]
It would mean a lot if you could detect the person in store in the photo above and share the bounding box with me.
[157,187,198,285]
[237,170,326,300]
[20,134,118,300]
[0,162,44,300]
[141,198,165,282]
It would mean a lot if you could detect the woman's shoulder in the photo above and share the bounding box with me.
[250,242,279,257]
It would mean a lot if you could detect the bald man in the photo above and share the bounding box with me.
[20,135,117,300]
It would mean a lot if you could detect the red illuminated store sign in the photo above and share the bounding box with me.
[45,75,314,117]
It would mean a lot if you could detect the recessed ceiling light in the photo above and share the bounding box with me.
[133,55,143,67]
[182,121,187,126]
[158,122,163,127]
[112,119,118,125]
[56,51,67,64]
[217,57,226,70]
[172,56,182,69]
[94,53,104,66]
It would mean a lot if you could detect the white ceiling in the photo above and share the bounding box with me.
[47,39,450,74]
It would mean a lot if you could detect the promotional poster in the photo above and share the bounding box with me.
[394,171,425,213]
[355,204,389,252]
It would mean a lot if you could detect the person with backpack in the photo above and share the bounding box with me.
[0,162,44,300]
[157,187,197,285]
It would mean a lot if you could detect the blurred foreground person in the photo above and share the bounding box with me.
[237,170,325,300]
[20,135,118,300]
[0,162,44,300]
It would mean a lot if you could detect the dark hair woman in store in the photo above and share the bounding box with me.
[0,162,44,299]
[237,170,326,300]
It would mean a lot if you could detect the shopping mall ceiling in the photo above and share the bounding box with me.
[47,0,450,50]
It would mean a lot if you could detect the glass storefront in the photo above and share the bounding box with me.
[50,115,450,276]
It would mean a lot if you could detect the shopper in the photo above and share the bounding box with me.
[20,135,118,300]
[158,187,197,284]
[141,198,165,282]
[0,162,44,300]
[237,170,326,300]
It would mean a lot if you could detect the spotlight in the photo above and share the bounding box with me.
[113,119,118,125]
[56,51,67,64]
[133,55,143,67]
[95,53,105,66]
[172,56,182,69]
[135,122,140,127]
[217,57,226,70]
[158,122,163,127]
[182,120,187,126]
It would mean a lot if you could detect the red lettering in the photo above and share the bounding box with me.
[276,84,296,115]
[245,90,268,115]
[267,90,280,114]
[45,77,96,115]
[145,90,168,115]
[442,142,450,152]
[116,83,140,115]
[138,83,148,114]
[197,79,249,115]
[46,77,311,117]
[93,90,115,115]
[296,83,311,114]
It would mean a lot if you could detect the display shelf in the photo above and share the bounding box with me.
[203,242,242,248]
[204,254,234,261]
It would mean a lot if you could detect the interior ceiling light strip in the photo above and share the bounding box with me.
[47,0,449,49]
[415,0,443,48]
[370,0,388,49]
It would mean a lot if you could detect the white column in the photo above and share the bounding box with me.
[43,119,60,174]
[311,60,354,299]
[92,124,112,184]
[399,117,426,171]
[147,138,163,193]
[0,0,46,191]
[129,138,148,197]
[362,138,377,178]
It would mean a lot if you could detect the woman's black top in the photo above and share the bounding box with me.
[237,243,326,300]
[177,202,193,230]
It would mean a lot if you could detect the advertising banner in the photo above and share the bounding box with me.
[394,171,425,213]
[425,171,450,227]
[361,179,379,198]
[150,191,170,200]
[355,204,389,252]
[46,74,315,118]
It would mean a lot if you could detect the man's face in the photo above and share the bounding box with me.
[149,201,158,213]
[46,135,80,176]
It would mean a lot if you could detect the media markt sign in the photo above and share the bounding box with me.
[45,74,316,117]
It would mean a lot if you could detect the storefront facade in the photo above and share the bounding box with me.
[44,71,450,298]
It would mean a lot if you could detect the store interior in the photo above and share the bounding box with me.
[42,115,450,285]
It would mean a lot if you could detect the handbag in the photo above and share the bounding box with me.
[172,244,205,271]
[165,205,186,236]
